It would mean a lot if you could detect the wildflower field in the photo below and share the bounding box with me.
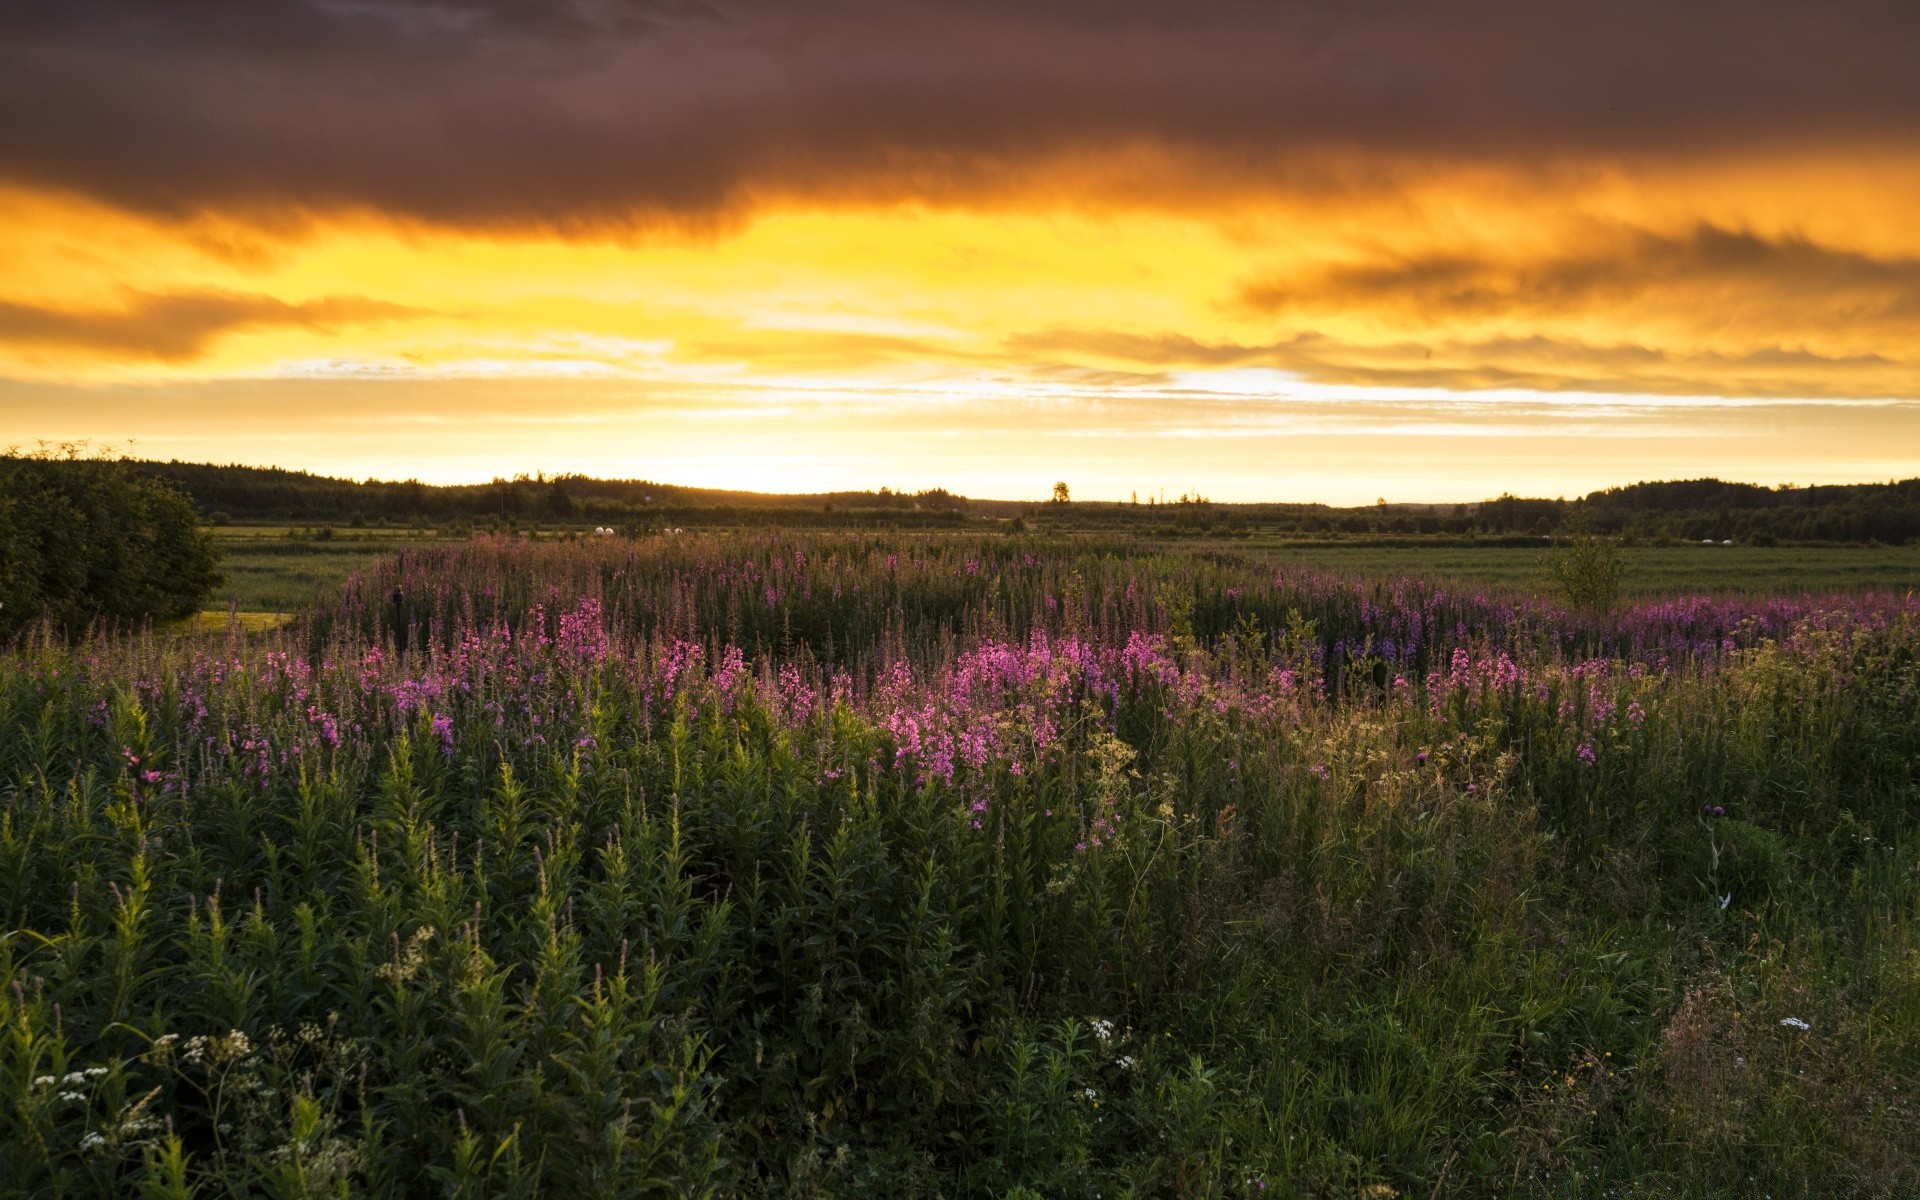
[4,534,1919,1197]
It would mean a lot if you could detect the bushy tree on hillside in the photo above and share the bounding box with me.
[0,449,221,638]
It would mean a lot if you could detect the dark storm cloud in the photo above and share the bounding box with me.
[1238,225,1920,330]
[1,1,1917,227]
[0,290,420,360]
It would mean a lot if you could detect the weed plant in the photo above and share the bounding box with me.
[1,535,1917,1196]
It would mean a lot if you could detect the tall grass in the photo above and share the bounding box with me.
[2,534,1917,1196]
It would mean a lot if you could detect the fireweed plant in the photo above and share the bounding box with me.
[2,534,1918,1197]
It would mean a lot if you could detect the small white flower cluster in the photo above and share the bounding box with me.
[1086,1016,1137,1070]
[593,526,617,536]
[1779,1016,1811,1031]
[32,1066,109,1088]
[28,1061,169,1157]
[32,1066,110,1104]
[182,1029,253,1066]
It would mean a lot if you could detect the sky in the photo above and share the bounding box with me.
[2,0,1919,503]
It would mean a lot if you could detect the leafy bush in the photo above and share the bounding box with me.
[0,450,221,638]
[1544,519,1626,615]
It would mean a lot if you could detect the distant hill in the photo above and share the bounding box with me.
[122,460,1920,544]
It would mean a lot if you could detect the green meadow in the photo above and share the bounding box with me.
[205,527,1920,616]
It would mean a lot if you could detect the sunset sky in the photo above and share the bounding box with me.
[3,1,1919,502]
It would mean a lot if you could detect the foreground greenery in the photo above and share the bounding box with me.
[1,536,1916,1196]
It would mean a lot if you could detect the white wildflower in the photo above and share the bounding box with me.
[1116,1055,1135,1070]
[79,1132,106,1152]
[33,1075,55,1087]
[1779,1017,1811,1031]
[58,1091,86,1104]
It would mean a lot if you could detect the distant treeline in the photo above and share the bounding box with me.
[124,461,1920,544]
[1481,479,1920,544]
[130,461,979,529]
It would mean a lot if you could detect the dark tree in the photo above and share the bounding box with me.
[544,478,576,518]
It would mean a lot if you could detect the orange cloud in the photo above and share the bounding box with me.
[1237,224,1920,334]
[1010,330,1920,400]
[0,289,421,361]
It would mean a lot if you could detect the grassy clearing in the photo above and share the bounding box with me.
[1211,538,1920,596]
[210,540,457,613]
[2,534,1917,1196]
[204,529,1920,616]
[179,610,299,634]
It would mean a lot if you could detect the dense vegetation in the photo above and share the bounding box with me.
[1508,478,1920,545]
[3,535,1917,1196]
[123,459,1920,543]
[0,453,221,639]
[130,461,976,532]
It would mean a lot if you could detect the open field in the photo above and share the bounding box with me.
[1197,538,1920,596]
[210,535,461,613]
[6,533,1919,1196]
[205,527,1920,615]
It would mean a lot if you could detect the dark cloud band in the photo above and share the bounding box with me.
[3,1,1917,226]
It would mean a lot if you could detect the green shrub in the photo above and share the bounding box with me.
[1544,518,1626,615]
[0,450,221,638]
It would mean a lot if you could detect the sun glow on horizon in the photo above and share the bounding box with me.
[3,144,1920,500]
